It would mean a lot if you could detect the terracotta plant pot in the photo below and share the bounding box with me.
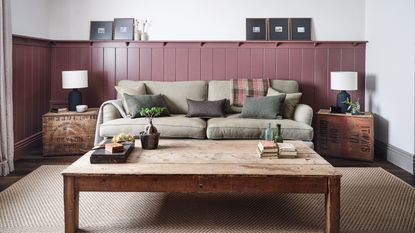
[140,132,160,150]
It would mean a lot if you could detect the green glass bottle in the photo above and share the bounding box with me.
[264,122,274,141]
[274,123,283,143]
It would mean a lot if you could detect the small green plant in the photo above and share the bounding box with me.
[139,107,166,119]
[139,107,166,135]
[343,98,360,114]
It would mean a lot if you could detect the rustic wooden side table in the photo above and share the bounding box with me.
[315,109,374,161]
[42,108,98,156]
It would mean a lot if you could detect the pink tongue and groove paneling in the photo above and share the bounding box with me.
[49,41,366,112]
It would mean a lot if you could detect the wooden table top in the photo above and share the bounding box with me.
[62,140,341,177]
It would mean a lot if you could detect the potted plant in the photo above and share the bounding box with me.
[139,107,166,149]
[343,98,361,115]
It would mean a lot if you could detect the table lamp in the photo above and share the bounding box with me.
[330,71,357,113]
[62,70,88,111]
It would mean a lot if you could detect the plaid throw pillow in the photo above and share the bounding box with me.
[230,79,270,107]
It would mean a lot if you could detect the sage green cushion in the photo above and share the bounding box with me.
[240,95,286,119]
[207,114,313,141]
[143,81,207,114]
[267,87,302,119]
[100,114,206,139]
[115,84,146,99]
[118,80,207,114]
[123,94,169,118]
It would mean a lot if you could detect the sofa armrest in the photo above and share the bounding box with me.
[103,104,122,123]
[293,104,313,125]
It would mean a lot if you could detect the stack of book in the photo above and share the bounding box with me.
[277,143,297,158]
[257,141,279,158]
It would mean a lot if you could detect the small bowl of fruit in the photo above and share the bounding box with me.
[112,133,135,147]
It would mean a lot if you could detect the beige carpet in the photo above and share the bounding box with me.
[0,166,414,233]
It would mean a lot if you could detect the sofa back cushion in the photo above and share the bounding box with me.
[208,80,299,113]
[118,80,207,114]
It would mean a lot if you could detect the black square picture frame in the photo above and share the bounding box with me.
[268,18,290,40]
[90,21,113,40]
[113,18,134,40]
[246,18,267,40]
[290,18,311,40]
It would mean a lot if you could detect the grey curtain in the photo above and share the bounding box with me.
[0,0,14,176]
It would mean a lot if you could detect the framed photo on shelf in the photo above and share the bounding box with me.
[246,18,267,40]
[290,18,311,40]
[268,18,290,40]
[113,18,134,40]
[90,21,113,40]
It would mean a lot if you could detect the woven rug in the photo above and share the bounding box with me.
[0,166,414,233]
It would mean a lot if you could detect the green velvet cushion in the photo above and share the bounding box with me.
[267,87,302,119]
[123,93,170,118]
[240,94,286,119]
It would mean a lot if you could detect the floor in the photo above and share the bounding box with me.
[0,146,414,192]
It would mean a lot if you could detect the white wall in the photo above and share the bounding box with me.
[47,0,365,40]
[11,0,50,38]
[365,0,415,173]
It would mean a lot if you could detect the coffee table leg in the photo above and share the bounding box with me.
[325,176,340,233]
[64,176,79,233]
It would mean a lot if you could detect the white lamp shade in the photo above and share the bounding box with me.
[62,70,88,89]
[330,72,358,91]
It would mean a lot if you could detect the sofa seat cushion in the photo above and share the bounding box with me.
[100,114,206,139]
[206,114,313,141]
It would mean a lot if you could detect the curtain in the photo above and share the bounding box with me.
[0,0,14,176]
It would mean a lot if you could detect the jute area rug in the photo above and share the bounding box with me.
[0,166,414,233]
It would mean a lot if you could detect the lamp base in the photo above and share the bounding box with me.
[68,89,82,111]
[336,90,350,113]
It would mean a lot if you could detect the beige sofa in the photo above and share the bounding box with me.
[100,80,314,147]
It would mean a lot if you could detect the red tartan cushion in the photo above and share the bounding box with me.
[230,79,270,107]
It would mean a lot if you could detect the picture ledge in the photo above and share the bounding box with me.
[13,35,367,48]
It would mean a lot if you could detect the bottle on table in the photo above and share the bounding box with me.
[264,122,274,141]
[274,123,283,143]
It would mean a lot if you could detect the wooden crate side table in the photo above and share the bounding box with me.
[315,109,374,161]
[42,108,98,156]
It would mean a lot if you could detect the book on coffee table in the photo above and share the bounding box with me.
[257,141,279,158]
[277,142,298,158]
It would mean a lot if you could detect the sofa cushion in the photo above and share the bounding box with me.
[123,93,170,118]
[206,114,313,141]
[208,80,299,113]
[230,79,269,107]
[186,99,226,118]
[100,114,206,139]
[240,95,286,119]
[267,87,302,119]
[115,83,146,99]
[143,81,207,114]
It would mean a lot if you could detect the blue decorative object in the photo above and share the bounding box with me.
[336,90,351,113]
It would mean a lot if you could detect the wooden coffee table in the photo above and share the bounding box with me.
[61,140,341,233]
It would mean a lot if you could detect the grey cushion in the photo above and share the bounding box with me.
[267,87,302,119]
[240,95,286,119]
[186,99,226,118]
[100,114,206,139]
[123,94,169,118]
[207,114,313,141]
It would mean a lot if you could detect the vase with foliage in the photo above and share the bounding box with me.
[343,98,361,115]
[139,107,165,149]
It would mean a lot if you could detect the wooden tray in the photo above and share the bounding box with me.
[90,142,135,164]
